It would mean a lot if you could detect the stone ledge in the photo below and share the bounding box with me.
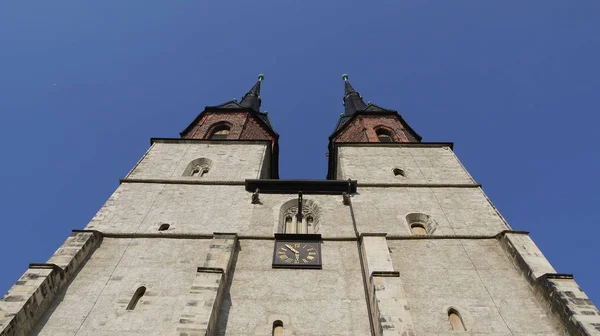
[86,230,532,241]
[358,183,481,188]
[119,178,245,185]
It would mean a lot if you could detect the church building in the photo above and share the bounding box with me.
[1,75,599,335]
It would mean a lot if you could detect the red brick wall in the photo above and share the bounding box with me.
[240,117,273,141]
[334,115,417,143]
[182,111,274,145]
[183,112,247,139]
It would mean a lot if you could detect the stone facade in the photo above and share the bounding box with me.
[2,122,599,336]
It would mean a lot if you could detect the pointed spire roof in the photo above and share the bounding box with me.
[239,74,264,112]
[334,74,405,132]
[342,74,367,117]
[181,74,276,137]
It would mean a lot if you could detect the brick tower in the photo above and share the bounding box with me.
[1,75,599,336]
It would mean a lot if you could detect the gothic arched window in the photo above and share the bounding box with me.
[279,199,321,234]
[375,128,394,142]
[208,123,231,140]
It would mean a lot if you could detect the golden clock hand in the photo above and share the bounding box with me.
[285,244,300,254]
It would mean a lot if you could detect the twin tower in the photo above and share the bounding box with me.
[1,75,599,336]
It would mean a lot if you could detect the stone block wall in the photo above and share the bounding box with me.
[126,141,270,181]
[176,233,237,336]
[337,144,474,184]
[389,238,563,335]
[500,233,600,335]
[0,231,101,336]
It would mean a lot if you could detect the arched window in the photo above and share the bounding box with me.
[272,320,284,336]
[284,215,294,233]
[406,213,437,235]
[126,286,146,310]
[183,158,212,177]
[410,223,427,235]
[448,308,466,331]
[208,123,231,140]
[393,168,405,177]
[376,128,394,142]
[158,223,170,231]
[279,199,321,234]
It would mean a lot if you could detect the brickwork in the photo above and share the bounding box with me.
[182,112,247,139]
[240,116,274,141]
[334,115,417,143]
[182,111,274,144]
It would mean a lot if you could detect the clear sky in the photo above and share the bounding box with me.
[1,1,599,306]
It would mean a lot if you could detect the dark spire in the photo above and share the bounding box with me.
[239,74,264,112]
[342,74,367,116]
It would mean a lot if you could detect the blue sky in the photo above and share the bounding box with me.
[1,1,599,306]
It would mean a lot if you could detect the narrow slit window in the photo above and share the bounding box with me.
[191,167,201,177]
[126,286,146,310]
[284,216,294,233]
[448,309,466,331]
[393,168,405,177]
[158,223,170,231]
[272,320,284,336]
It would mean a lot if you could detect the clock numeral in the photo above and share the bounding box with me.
[302,259,309,263]
[307,256,315,260]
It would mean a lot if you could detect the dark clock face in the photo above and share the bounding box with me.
[272,241,322,269]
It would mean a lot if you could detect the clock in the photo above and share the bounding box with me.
[272,234,322,269]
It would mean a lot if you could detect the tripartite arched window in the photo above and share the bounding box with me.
[207,123,231,140]
[375,128,394,142]
[448,308,466,331]
[279,199,321,234]
[183,158,212,177]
